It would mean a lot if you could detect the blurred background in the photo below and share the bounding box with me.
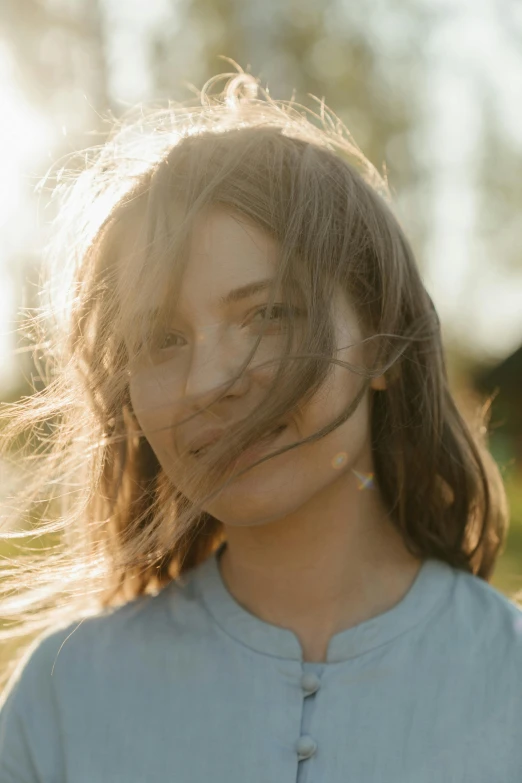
[0,0,521,596]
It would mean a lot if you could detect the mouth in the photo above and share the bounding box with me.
[192,424,287,459]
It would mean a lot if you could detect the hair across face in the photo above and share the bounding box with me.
[126,205,384,528]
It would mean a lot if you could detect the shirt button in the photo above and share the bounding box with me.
[300,672,321,695]
[295,734,317,760]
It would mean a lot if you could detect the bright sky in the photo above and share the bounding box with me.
[0,43,53,389]
[0,0,521,393]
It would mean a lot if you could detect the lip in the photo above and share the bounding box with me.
[189,424,287,459]
[231,424,288,467]
[186,428,229,455]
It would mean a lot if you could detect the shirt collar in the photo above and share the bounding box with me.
[184,540,457,663]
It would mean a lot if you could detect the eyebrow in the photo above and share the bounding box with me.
[218,278,277,306]
[143,277,283,323]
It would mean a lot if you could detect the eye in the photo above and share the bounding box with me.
[157,332,186,350]
[154,305,304,351]
[247,304,303,327]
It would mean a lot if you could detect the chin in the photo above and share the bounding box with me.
[205,465,310,528]
[213,465,345,529]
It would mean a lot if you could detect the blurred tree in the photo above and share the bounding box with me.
[477,124,522,275]
[0,0,114,405]
[1,0,112,123]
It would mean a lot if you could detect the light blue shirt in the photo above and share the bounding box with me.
[1,540,522,782]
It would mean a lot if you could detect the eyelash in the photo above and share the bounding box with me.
[157,304,302,350]
[249,303,300,324]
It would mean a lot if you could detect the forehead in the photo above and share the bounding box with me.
[114,200,274,296]
[182,207,280,292]
[115,202,363,341]
[117,204,284,320]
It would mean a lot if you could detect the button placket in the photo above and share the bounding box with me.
[295,670,321,762]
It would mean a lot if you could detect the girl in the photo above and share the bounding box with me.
[0,67,521,781]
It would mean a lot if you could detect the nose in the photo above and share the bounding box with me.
[183,326,251,404]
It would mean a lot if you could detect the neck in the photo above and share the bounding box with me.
[217,478,424,663]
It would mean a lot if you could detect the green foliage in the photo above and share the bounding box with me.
[491,473,522,598]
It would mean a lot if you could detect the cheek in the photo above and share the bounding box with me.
[201,434,349,527]
[300,414,370,481]
[129,374,181,466]
[292,369,372,478]
[301,362,369,437]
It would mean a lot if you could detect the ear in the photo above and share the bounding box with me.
[370,374,387,391]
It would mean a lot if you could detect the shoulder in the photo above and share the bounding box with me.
[0,582,187,780]
[0,621,76,713]
[0,621,80,782]
[443,567,522,681]
[451,567,522,638]
[0,580,184,708]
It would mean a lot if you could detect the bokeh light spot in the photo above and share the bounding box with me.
[331,451,348,469]
[352,470,375,491]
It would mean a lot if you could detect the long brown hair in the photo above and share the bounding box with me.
[0,66,510,692]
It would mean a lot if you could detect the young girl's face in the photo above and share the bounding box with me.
[127,206,384,526]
